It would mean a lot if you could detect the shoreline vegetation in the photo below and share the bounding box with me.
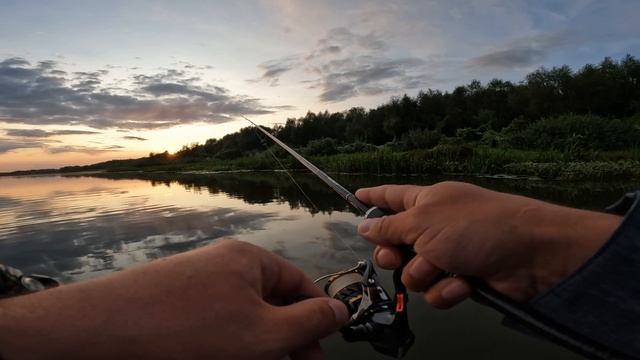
[3,55,640,181]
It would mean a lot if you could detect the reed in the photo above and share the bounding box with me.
[101,145,640,181]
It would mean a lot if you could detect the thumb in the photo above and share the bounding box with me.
[274,297,349,350]
[358,212,413,246]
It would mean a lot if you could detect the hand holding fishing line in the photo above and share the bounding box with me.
[356,181,623,309]
[0,240,349,360]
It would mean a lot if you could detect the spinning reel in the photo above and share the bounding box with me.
[314,260,414,358]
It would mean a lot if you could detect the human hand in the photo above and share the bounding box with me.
[356,182,621,309]
[0,240,348,360]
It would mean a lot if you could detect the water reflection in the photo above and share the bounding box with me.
[0,175,297,280]
[0,172,634,359]
[85,170,637,211]
[89,171,360,214]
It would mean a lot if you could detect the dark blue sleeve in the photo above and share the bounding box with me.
[529,191,640,358]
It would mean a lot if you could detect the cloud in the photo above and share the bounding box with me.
[0,58,30,67]
[467,32,570,69]
[0,57,283,130]
[306,27,386,61]
[54,129,101,136]
[46,144,124,154]
[4,129,49,138]
[324,46,341,54]
[5,129,101,137]
[0,138,41,153]
[0,135,124,155]
[315,57,430,102]
[250,56,300,86]
[252,28,431,102]
[323,27,385,51]
[123,136,147,141]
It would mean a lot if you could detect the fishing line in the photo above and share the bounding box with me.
[252,128,320,211]
[244,116,360,260]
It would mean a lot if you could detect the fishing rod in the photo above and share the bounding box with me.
[244,116,413,357]
[243,116,629,360]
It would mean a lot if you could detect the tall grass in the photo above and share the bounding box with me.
[308,145,640,180]
[104,144,640,181]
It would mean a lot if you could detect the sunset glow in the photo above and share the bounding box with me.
[1,1,639,172]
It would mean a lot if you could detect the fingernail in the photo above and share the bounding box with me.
[409,256,434,280]
[358,219,377,234]
[441,281,470,302]
[328,299,349,324]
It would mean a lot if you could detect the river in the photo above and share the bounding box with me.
[0,172,633,359]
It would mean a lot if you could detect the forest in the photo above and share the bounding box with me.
[9,54,640,180]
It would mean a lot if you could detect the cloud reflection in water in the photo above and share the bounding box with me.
[0,177,289,281]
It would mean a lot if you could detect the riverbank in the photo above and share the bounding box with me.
[139,146,640,181]
[7,145,636,181]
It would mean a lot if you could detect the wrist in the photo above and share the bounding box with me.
[0,292,64,359]
[0,295,42,359]
[0,285,102,360]
[523,203,622,296]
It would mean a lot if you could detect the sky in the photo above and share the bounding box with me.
[1,0,639,172]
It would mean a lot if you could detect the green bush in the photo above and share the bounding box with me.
[503,161,640,180]
[402,129,442,150]
[302,138,339,156]
[456,127,484,142]
[337,141,378,154]
[504,114,640,151]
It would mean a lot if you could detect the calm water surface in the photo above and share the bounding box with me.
[0,172,634,359]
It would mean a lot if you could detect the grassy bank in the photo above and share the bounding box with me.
[80,145,640,181]
[315,147,640,180]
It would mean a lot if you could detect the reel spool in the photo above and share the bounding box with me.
[315,260,414,358]
[325,271,368,316]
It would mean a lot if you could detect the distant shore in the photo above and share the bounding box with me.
[4,147,639,181]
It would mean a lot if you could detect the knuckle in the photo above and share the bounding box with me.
[216,238,253,253]
[431,181,481,198]
[214,240,262,269]
[403,212,423,243]
[431,181,462,193]
[215,238,241,248]
[376,216,392,238]
[376,215,388,232]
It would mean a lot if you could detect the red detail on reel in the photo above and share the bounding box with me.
[395,294,405,313]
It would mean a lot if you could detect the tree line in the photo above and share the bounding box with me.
[169,54,639,162]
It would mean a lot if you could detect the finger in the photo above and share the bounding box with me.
[257,247,325,301]
[401,255,441,292]
[424,277,472,309]
[290,341,323,360]
[274,298,349,350]
[210,240,323,301]
[355,185,425,212]
[374,246,402,269]
[357,213,414,246]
